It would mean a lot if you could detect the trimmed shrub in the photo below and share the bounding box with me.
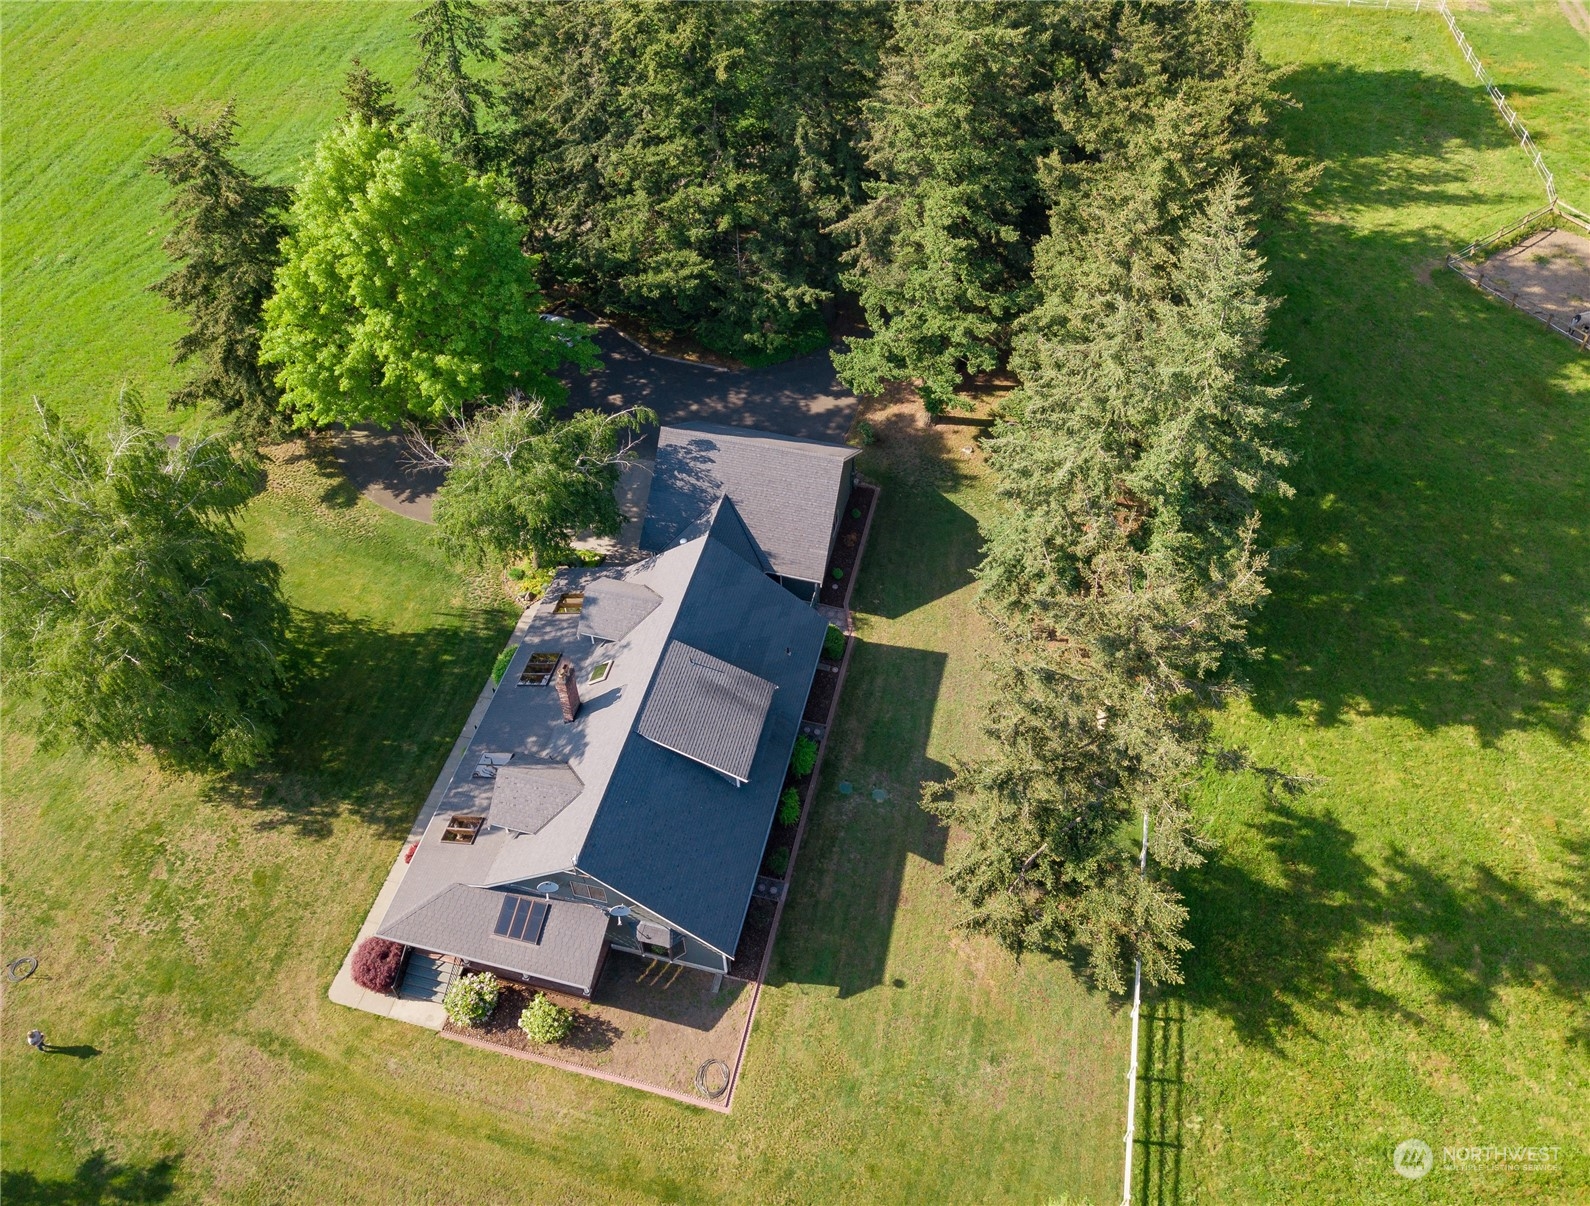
[351,937,406,994]
[831,566,844,580]
[822,624,846,661]
[506,565,527,581]
[778,786,802,826]
[768,847,791,877]
[789,735,819,779]
[519,991,574,1045]
[443,972,500,1027]
[492,646,515,684]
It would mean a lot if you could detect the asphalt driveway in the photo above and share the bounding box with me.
[333,319,859,524]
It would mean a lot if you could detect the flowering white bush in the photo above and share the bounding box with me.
[443,972,500,1027]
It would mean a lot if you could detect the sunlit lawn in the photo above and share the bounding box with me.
[1144,7,1590,1203]
[1,6,1126,1202]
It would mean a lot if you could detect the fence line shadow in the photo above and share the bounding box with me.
[1134,997,1186,1206]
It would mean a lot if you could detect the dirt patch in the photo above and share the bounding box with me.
[1560,0,1590,40]
[1476,227,1590,322]
[444,952,753,1100]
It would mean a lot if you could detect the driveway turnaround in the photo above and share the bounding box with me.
[333,320,860,523]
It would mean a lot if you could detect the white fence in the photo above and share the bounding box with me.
[1435,1,1558,203]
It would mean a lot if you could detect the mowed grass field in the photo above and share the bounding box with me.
[2,2,1587,1204]
[1148,5,1590,1204]
[1,5,1127,1202]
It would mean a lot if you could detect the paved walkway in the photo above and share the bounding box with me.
[332,319,859,524]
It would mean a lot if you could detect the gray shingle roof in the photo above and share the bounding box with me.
[577,577,661,643]
[636,641,776,783]
[488,763,583,834]
[377,885,609,993]
[641,423,858,584]
[381,503,828,961]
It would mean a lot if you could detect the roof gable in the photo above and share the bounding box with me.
[578,577,661,643]
[488,763,583,834]
[641,423,857,583]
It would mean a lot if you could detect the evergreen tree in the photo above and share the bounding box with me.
[147,103,291,441]
[0,396,289,771]
[428,394,654,570]
[260,120,596,428]
[982,175,1301,625]
[1027,1,1312,338]
[412,0,496,173]
[341,57,402,127]
[832,1,1062,411]
[925,537,1271,991]
[497,1,886,359]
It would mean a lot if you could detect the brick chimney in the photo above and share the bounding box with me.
[554,661,581,723]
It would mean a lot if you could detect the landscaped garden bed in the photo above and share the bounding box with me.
[439,954,754,1102]
[819,484,877,608]
[730,896,778,974]
[802,664,840,725]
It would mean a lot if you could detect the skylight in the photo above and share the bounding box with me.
[493,894,549,944]
[519,651,562,686]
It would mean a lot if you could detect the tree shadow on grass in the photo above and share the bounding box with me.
[1178,798,1590,1047]
[1277,63,1540,214]
[206,607,509,839]
[0,1152,180,1204]
[1244,60,1590,747]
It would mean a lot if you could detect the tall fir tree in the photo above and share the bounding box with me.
[982,175,1302,627]
[832,1,1064,412]
[341,57,402,127]
[146,103,291,441]
[413,0,496,173]
[497,1,886,359]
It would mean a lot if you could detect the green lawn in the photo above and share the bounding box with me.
[4,3,1588,1204]
[1,6,1126,1201]
[1143,6,1590,1203]
[1455,0,1590,207]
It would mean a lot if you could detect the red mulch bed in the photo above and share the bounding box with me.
[803,664,840,725]
[820,484,877,607]
[732,896,778,973]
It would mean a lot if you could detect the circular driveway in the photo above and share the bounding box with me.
[333,319,859,523]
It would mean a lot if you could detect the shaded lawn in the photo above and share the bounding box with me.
[1138,7,1590,1204]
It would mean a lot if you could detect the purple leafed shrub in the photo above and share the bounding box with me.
[352,937,406,993]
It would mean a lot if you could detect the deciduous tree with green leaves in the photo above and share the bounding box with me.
[0,397,289,771]
[260,120,595,429]
[425,394,653,570]
[147,103,291,441]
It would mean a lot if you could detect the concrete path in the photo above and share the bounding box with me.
[332,319,859,524]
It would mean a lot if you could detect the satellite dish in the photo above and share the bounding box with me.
[535,881,560,894]
[608,905,632,919]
